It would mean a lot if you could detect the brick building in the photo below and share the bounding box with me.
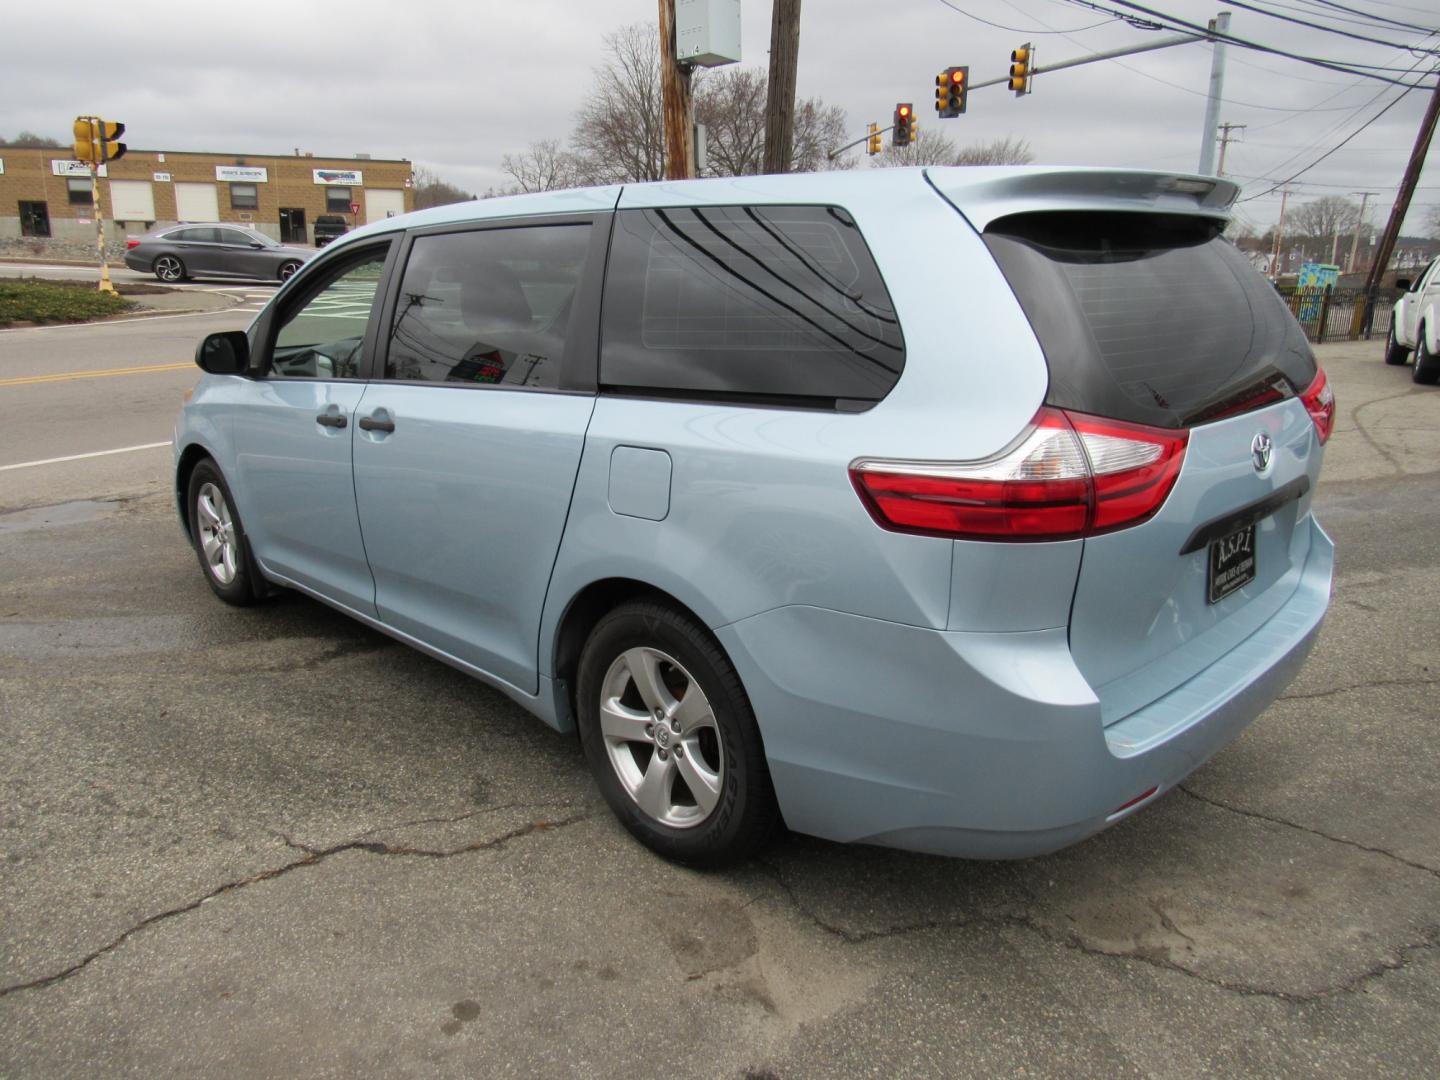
[0,145,413,254]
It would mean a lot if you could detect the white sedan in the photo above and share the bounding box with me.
[1388,257,1440,384]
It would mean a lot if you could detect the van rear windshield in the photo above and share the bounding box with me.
[984,212,1316,428]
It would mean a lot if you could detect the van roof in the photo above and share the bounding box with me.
[333,166,1239,248]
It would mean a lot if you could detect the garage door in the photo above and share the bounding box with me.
[174,182,219,222]
[109,180,155,222]
[365,189,406,224]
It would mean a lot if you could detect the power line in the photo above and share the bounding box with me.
[932,0,1115,34]
[1062,0,1440,84]
[1206,0,1439,55]
[1256,0,1437,35]
[1238,80,1427,201]
[1293,0,1440,36]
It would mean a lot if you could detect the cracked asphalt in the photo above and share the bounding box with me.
[1,340,1437,1077]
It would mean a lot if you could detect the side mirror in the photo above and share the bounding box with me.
[196,331,250,375]
[249,241,264,249]
[1396,278,1412,291]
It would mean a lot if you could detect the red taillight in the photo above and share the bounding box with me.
[1300,366,1334,444]
[125,238,141,249]
[850,407,1188,542]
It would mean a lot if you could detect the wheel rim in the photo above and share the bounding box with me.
[598,646,724,829]
[280,262,298,280]
[195,482,238,585]
[157,257,181,281]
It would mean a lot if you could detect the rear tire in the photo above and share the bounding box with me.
[1414,328,1440,385]
[1384,325,1410,366]
[576,600,779,867]
[154,255,187,283]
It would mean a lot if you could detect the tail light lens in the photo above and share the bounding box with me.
[125,238,141,249]
[851,408,1188,542]
[1300,366,1334,444]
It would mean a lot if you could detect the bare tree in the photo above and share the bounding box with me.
[501,139,583,193]
[571,23,666,185]
[952,135,1034,166]
[694,68,768,177]
[875,130,1034,169]
[1425,203,1440,240]
[790,98,854,172]
[2,131,63,147]
[411,166,474,210]
[1287,196,1359,251]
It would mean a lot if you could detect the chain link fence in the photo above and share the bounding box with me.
[1275,285,1403,344]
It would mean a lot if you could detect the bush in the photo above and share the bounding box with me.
[0,278,134,327]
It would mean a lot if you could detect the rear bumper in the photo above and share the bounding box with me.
[717,516,1333,859]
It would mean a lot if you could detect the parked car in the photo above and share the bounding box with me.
[1387,257,1440,384]
[175,168,1335,865]
[312,215,349,247]
[125,224,315,284]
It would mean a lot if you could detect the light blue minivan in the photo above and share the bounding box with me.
[177,168,1334,865]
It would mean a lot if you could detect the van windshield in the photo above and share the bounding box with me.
[985,212,1316,428]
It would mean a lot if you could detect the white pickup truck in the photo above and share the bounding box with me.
[1387,257,1440,384]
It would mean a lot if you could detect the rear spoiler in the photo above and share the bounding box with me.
[924,167,1239,233]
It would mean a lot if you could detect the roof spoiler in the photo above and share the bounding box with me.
[924,167,1240,232]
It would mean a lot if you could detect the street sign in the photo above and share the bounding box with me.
[349,202,360,215]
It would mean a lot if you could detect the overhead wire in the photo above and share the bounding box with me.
[1292,0,1440,36]
[932,0,1116,34]
[1192,0,1439,55]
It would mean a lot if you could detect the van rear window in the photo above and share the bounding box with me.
[600,206,905,407]
[985,212,1316,428]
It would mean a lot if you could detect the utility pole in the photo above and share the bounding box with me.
[1270,185,1293,280]
[1363,75,1440,293]
[657,0,696,180]
[1215,121,1245,177]
[763,0,802,174]
[1347,191,1376,275]
[1198,10,1232,175]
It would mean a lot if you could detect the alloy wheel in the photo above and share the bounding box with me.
[195,482,238,585]
[598,646,725,829]
[156,256,182,282]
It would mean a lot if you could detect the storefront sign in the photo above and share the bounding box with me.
[313,168,362,186]
[216,165,268,183]
[153,172,172,182]
[52,160,106,177]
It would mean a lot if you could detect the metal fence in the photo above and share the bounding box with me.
[1275,285,1402,344]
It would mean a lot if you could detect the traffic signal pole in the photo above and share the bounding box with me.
[1197,12,1231,175]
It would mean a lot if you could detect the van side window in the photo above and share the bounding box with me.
[270,245,390,380]
[383,224,591,389]
[600,205,905,405]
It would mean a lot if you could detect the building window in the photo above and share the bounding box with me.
[230,183,259,210]
[67,178,93,206]
[20,201,51,238]
[325,186,352,213]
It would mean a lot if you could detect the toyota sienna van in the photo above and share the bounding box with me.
[176,167,1335,865]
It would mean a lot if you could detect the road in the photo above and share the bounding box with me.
[0,329,1437,1077]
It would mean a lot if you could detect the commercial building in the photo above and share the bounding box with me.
[0,146,413,251]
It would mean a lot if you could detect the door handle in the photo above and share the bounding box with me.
[358,415,395,433]
[315,412,347,429]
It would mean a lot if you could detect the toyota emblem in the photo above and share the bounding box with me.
[1251,432,1273,473]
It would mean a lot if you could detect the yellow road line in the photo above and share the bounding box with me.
[0,361,193,387]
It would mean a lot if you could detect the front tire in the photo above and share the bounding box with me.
[278,260,301,282]
[154,255,187,283]
[1384,325,1410,366]
[1414,328,1440,385]
[187,460,259,605]
[576,601,779,866]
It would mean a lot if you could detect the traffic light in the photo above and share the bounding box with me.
[893,103,914,147]
[72,117,98,162]
[866,123,882,156]
[935,66,968,118]
[1009,44,1034,96]
[97,119,126,161]
[72,117,127,162]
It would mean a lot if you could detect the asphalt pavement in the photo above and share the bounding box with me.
[0,333,1436,1077]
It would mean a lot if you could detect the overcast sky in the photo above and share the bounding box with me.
[3,0,1435,233]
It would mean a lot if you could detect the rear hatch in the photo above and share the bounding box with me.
[929,170,1331,722]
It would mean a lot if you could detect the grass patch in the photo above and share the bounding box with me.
[0,278,136,327]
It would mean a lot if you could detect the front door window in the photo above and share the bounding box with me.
[271,246,390,379]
